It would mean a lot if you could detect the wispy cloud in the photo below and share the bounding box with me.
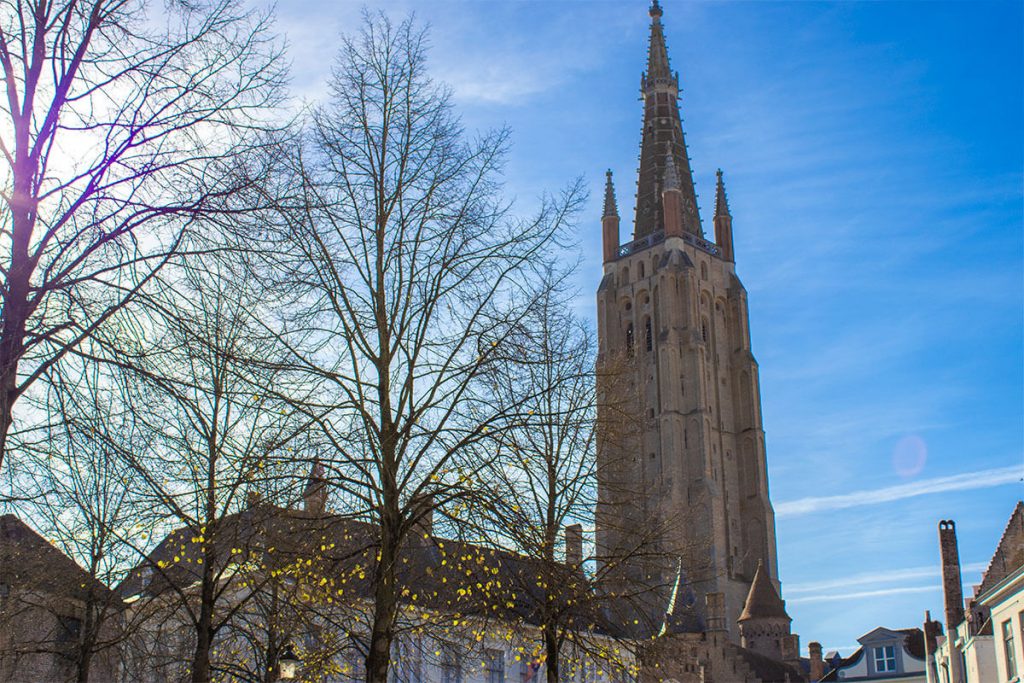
[785,561,988,595]
[788,585,938,605]
[775,465,1022,518]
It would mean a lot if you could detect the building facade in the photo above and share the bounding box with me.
[594,0,780,640]
[925,502,1023,683]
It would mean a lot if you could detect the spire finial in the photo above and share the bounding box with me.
[650,0,663,19]
[603,170,618,218]
[663,151,680,192]
[714,168,731,218]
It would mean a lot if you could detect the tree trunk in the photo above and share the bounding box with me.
[191,573,216,683]
[544,625,559,683]
[365,516,400,683]
[0,159,35,473]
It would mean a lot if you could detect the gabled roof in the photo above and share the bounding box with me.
[0,514,113,603]
[976,501,1024,600]
[738,560,790,622]
[120,504,611,635]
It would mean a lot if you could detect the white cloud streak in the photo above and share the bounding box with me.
[775,465,1022,518]
[785,561,989,596]
[787,585,938,605]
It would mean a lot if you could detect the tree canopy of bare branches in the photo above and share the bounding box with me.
[259,11,585,682]
[0,0,286,473]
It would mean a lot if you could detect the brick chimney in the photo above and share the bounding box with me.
[808,641,824,681]
[938,519,966,683]
[414,495,435,539]
[565,524,583,567]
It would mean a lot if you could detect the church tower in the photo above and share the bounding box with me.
[594,1,780,641]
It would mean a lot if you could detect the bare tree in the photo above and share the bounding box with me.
[16,370,141,683]
[260,11,584,682]
[81,257,312,683]
[471,274,647,683]
[0,0,286,473]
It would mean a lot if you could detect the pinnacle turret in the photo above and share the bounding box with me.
[663,152,680,192]
[603,170,618,218]
[714,169,731,218]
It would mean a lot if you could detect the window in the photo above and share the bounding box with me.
[485,649,505,683]
[519,657,538,682]
[644,317,652,352]
[701,318,709,343]
[344,649,366,682]
[1003,620,1018,679]
[873,645,896,673]
[626,324,635,355]
[441,647,463,683]
[391,639,422,683]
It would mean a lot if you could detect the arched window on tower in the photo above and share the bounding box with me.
[701,317,709,343]
[644,316,653,352]
[639,261,645,278]
[626,323,635,356]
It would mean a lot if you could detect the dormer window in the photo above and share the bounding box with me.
[873,645,896,673]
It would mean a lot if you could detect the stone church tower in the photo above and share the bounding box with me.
[595,0,780,642]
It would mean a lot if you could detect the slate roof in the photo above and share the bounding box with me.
[0,514,113,603]
[976,501,1024,600]
[119,504,610,634]
[738,560,790,622]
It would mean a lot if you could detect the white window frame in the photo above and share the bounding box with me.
[874,644,896,673]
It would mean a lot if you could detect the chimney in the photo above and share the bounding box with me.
[602,171,620,263]
[938,519,966,683]
[303,459,327,515]
[705,592,726,632]
[923,610,943,683]
[781,634,800,665]
[808,641,824,681]
[565,524,583,567]
[414,494,435,539]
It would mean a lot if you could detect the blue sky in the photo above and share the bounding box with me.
[270,0,1024,655]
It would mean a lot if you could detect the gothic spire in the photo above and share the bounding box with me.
[714,168,730,218]
[603,170,618,218]
[634,1,703,240]
[645,1,673,84]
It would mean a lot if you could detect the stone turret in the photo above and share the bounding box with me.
[737,561,792,660]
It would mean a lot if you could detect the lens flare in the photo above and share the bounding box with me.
[892,435,928,478]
